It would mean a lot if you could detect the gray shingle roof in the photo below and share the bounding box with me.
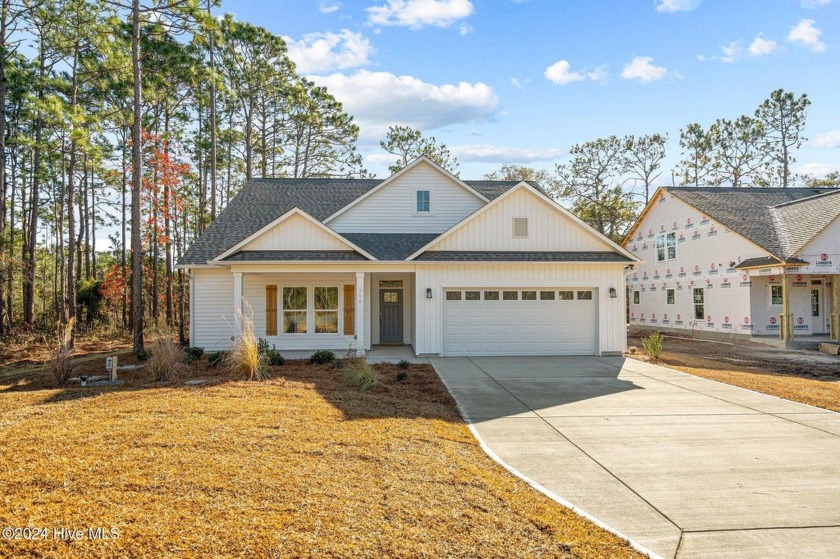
[341,233,440,261]
[179,177,532,265]
[222,250,367,262]
[665,187,837,259]
[770,190,840,257]
[414,251,632,262]
[735,256,807,269]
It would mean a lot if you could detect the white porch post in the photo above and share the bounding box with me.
[355,272,365,356]
[831,274,840,341]
[233,272,243,333]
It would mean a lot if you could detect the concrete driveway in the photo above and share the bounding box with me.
[431,356,840,559]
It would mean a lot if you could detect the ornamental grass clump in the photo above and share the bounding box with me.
[49,319,76,387]
[147,333,185,382]
[226,314,267,381]
[642,331,664,361]
[341,358,379,391]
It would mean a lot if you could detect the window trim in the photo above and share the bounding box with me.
[656,232,677,262]
[770,285,783,306]
[633,290,640,305]
[693,288,705,321]
[413,188,432,215]
[666,289,675,305]
[314,286,339,335]
[282,286,309,335]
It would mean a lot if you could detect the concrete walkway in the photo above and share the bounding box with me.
[431,356,840,559]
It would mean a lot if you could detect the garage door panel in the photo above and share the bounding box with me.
[443,288,596,356]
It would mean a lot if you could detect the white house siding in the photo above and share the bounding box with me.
[243,213,351,251]
[191,268,236,350]
[748,275,817,336]
[428,188,613,252]
[369,272,415,346]
[414,263,627,356]
[327,161,484,234]
[626,193,762,337]
[242,272,361,352]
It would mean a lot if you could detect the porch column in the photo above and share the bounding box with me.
[781,273,793,342]
[832,275,840,341]
[355,272,365,356]
[233,272,243,334]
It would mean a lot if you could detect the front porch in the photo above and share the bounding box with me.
[229,270,418,356]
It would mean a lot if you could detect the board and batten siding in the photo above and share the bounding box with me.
[191,268,236,350]
[243,213,351,251]
[328,161,484,234]
[427,188,613,252]
[414,263,627,356]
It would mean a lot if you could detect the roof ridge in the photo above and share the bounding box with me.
[771,188,840,208]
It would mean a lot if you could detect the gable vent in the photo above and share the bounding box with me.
[513,217,529,238]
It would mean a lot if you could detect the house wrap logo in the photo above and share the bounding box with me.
[740,273,751,287]
[678,266,687,278]
[816,253,833,268]
[743,316,752,330]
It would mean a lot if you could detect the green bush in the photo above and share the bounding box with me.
[265,349,285,367]
[396,370,408,382]
[183,346,205,363]
[642,332,664,361]
[397,359,411,370]
[309,350,335,365]
[207,351,229,368]
[136,349,151,362]
[341,358,379,391]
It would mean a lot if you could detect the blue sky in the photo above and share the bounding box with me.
[226,0,840,182]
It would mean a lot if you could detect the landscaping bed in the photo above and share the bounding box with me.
[628,331,840,412]
[0,350,639,558]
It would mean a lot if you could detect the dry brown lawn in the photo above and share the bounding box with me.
[0,352,640,558]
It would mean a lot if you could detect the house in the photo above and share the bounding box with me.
[623,186,840,344]
[178,157,638,357]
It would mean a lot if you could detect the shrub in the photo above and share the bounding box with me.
[396,370,408,382]
[207,351,228,368]
[341,358,379,391]
[225,314,266,381]
[183,346,205,363]
[309,350,335,365]
[136,349,151,362]
[265,349,285,367]
[642,332,664,361]
[49,319,75,387]
[147,336,185,382]
[397,359,411,370]
[628,346,638,354]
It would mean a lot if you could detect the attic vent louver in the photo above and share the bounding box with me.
[513,217,529,238]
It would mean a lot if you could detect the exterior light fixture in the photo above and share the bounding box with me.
[426,288,433,299]
[609,287,617,299]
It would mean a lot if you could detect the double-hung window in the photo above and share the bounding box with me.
[283,287,308,334]
[693,288,704,320]
[314,287,339,333]
[416,190,430,213]
[770,285,783,305]
[657,232,677,262]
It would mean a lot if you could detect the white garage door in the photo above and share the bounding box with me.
[442,288,597,356]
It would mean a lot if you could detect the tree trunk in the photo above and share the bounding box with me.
[0,0,8,334]
[131,0,144,352]
[208,1,217,220]
[66,52,79,346]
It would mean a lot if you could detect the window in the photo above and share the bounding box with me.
[446,291,462,300]
[314,287,338,334]
[558,290,574,300]
[465,291,481,301]
[656,232,677,261]
[283,287,307,334]
[383,292,399,303]
[416,190,430,213]
[484,291,500,300]
[693,288,704,320]
[771,285,783,305]
[503,291,518,300]
[666,289,675,305]
[522,290,537,300]
[633,290,640,305]
[577,290,593,300]
[513,217,529,238]
[540,291,555,300]
[266,285,278,336]
[379,280,403,288]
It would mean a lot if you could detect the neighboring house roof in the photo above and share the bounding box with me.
[222,250,367,262]
[341,233,441,261]
[626,187,838,262]
[414,251,633,262]
[180,176,543,265]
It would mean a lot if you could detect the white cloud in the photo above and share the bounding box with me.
[801,0,832,8]
[720,41,742,63]
[811,129,840,148]
[795,162,840,177]
[787,19,826,52]
[655,0,700,13]
[367,0,474,29]
[310,70,499,137]
[451,144,563,163]
[318,1,341,14]
[459,22,473,35]
[748,35,778,56]
[620,56,668,81]
[544,60,607,85]
[285,30,375,74]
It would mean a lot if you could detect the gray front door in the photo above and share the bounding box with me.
[379,290,403,344]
